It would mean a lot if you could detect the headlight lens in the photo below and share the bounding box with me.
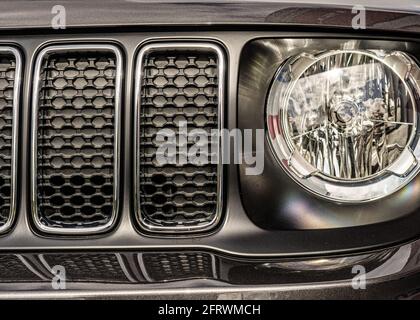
[267,50,420,202]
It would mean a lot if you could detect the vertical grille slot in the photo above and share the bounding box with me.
[33,45,122,234]
[135,43,224,233]
[0,48,20,233]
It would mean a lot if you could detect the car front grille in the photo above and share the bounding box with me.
[33,45,121,234]
[136,43,224,233]
[0,48,19,233]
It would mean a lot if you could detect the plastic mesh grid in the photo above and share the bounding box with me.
[142,252,215,282]
[42,253,130,283]
[36,50,117,230]
[138,47,220,230]
[0,53,15,228]
[0,255,42,282]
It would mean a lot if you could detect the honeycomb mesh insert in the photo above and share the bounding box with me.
[0,255,42,282]
[42,253,130,283]
[0,53,15,228]
[36,50,117,230]
[142,252,215,282]
[138,48,220,230]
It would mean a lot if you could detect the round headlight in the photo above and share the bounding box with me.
[267,50,420,202]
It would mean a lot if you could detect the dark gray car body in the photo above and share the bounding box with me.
[0,0,419,299]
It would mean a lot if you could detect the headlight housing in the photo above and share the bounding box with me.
[267,49,420,203]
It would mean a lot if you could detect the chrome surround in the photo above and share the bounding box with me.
[267,49,420,203]
[31,44,122,235]
[0,47,21,234]
[134,41,225,234]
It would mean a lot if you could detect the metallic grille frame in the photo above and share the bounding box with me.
[0,46,21,234]
[134,41,225,234]
[31,44,123,235]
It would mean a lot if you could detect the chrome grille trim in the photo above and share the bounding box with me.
[31,44,122,235]
[0,46,21,234]
[134,41,225,234]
